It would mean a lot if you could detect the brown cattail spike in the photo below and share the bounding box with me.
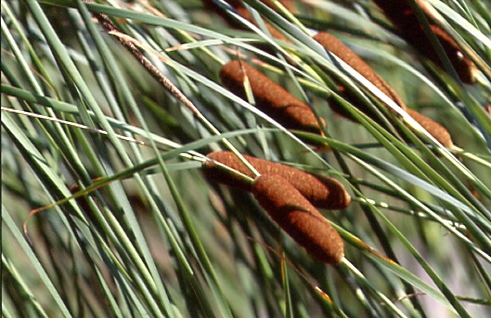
[220,60,325,134]
[406,108,453,148]
[312,31,455,145]
[203,151,351,210]
[253,174,344,264]
[372,0,477,84]
[313,32,407,113]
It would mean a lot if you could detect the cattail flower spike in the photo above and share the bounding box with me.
[203,151,351,210]
[220,60,326,135]
[253,174,345,264]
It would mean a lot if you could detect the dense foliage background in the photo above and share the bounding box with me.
[2,0,490,317]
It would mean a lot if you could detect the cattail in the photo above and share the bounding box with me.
[406,108,453,147]
[220,60,325,134]
[203,151,351,209]
[253,174,344,264]
[372,0,476,84]
[312,31,455,145]
[313,32,407,113]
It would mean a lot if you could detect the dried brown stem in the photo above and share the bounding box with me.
[86,5,201,116]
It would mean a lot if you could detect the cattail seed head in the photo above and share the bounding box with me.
[313,32,407,113]
[253,174,344,264]
[313,31,455,145]
[220,60,325,135]
[406,108,453,148]
[203,151,351,210]
[372,0,476,84]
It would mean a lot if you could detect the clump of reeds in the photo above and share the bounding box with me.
[220,60,326,135]
[372,0,477,83]
[252,174,344,264]
[203,151,351,210]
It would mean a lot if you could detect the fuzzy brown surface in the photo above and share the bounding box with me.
[372,0,476,83]
[220,60,325,134]
[406,108,453,147]
[313,32,407,112]
[203,151,351,209]
[253,174,344,264]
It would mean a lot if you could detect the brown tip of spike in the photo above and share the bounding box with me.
[253,174,344,265]
[406,109,454,148]
[203,151,351,210]
[220,60,325,134]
